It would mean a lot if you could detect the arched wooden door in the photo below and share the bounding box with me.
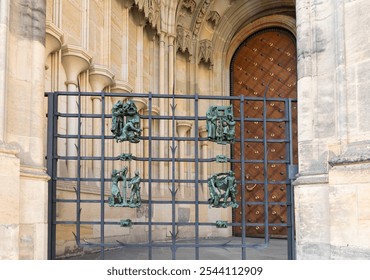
[231,28,298,238]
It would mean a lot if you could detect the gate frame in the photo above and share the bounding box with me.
[46,91,296,260]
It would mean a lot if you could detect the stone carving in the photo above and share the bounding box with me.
[198,39,213,67]
[206,105,235,144]
[111,99,142,143]
[108,168,142,208]
[207,11,221,29]
[193,0,212,36]
[125,1,161,29]
[177,25,193,57]
[208,171,238,209]
[182,0,196,13]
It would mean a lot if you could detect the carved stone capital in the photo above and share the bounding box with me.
[61,45,92,85]
[176,25,193,57]
[123,0,135,9]
[198,39,213,68]
[89,64,115,92]
[45,21,64,59]
[136,0,161,29]
[182,0,196,13]
[207,11,221,29]
[111,80,134,93]
[176,120,193,137]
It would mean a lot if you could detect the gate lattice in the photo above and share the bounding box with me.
[46,91,296,260]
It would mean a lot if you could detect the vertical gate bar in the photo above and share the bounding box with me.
[287,99,296,259]
[263,89,270,244]
[240,95,247,260]
[194,93,200,260]
[76,90,82,246]
[171,92,176,259]
[100,92,106,259]
[47,92,57,259]
[148,92,153,259]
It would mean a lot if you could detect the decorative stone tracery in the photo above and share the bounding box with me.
[193,0,212,36]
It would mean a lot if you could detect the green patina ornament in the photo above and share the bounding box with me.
[215,220,228,228]
[215,155,228,163]
[111,99,142,143]
[206,105,235,145]
[207,170,238,209]
[108,168,141,208]
[118,153,133,161]
[120,219,132,227]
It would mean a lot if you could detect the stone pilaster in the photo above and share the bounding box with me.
[2,0,49,259]
[295,0,370,259]
[61,45,91,177]
[89,64,114,179]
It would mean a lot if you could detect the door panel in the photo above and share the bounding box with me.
[231,29,297,237]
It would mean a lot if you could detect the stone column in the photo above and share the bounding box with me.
[0,0,9,141]
[199,125,208,196]
[176,121,192,197]
[61,45,91,177]
[89,65,114,179]
[1,0,48,259]
[158,32,166,190]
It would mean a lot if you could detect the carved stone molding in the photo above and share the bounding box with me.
[45,21,64,59]
[134,0,161,29]
[198,39,213,68]
[89,64,115,92]
[182,0,196,13]
[176,120,193,137]
[176,25,193,58]
[193,0,212,36]
[61,45,92,87]
[207,11,220,29]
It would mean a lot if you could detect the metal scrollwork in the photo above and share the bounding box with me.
[207,171,238,209]
[206,105,235,144]
[111,99,142,143]
[108,168,142,208]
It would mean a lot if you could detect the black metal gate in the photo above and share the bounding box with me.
[46,91,296,260]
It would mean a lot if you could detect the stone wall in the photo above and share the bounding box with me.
[295,0,370,259]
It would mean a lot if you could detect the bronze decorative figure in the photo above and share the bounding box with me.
[108,167,142,208]
[111,99,142,143]
[215,220,228,228]
[120,219,132,227]
[207,170,238,209]
[205,105,235,144]
[129,171,141,208]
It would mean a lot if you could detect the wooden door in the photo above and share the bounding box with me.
[231,29,297,238]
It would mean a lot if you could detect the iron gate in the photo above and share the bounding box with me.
[46,91,296,260]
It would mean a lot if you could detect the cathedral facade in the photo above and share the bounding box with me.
[1,0,370,260]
